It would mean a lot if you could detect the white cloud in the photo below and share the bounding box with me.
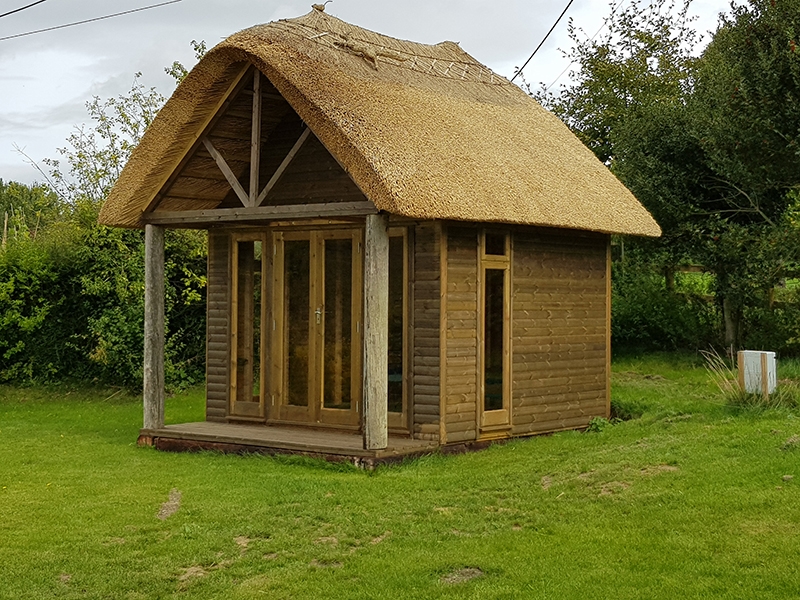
[0,0,731,185]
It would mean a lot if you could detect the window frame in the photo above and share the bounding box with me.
[478,229,512,431]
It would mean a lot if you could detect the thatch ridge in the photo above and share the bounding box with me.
[99,9,661,237]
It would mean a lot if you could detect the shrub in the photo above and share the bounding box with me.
[612,266,719,351]
[0,207,207,389]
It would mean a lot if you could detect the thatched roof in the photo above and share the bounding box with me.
[98,8,661,237]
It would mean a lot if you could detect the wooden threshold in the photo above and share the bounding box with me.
[138,421,438,467]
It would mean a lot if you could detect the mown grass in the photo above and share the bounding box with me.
[1,356,799,599]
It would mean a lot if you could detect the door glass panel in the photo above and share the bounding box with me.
[285,240,310,407]
[484,268,505,411]
[323,239,352,410]
[235,240,261,404]
[388,236,404,413]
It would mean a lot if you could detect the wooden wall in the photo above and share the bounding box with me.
[510,228,609,435]
[199,221,608,439]
[411,223,441,441]
[422,224,608,444]
[206,230,230,422]
[443,226,479,443]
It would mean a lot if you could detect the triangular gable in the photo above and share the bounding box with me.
[148,65,371,220]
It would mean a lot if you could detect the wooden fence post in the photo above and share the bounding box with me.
[363,213,389,450]
[143,224,165,431]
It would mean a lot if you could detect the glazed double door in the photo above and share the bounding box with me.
[272,230,362,427]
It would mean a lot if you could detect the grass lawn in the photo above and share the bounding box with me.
[1,354,799,599]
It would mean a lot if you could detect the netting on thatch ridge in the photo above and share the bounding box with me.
[268,15,504,85]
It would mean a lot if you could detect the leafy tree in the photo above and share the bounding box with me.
[0,179,63,243]
[40,73,165,209]
[539,0,699,165]
[539,0,800,350]
[0,53,208,387]
[165,40,208,84]
[689,0,800,345]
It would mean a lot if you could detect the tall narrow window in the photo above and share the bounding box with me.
[231,234,266,420]
[387,233,405,415]
[483,268,505,411]
[480,231,511,430]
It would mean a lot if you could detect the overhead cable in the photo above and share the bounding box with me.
[545,0,633,91]
[0,0,48,20]
[511,0,576,82]
[0,0,182,42]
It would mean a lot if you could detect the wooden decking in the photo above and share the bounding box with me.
[139,422,440,467]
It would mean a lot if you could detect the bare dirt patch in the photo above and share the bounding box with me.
[178,566,207,582]
[58,574,71,584]
[434,506,456,515]
[234,536,250,553]
[599,481,631,497]
[640,465,679,476]
[101,537,126,546]
[781,435,800,451]
[540,475,553,490]
[441,567,484,585]
[157,488,182,521]
[370,531,391,545]
[314,536,339,545]
[310,559,343,569]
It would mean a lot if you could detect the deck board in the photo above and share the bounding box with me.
[141,421,438,462]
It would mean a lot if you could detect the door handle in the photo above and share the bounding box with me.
[315,307,322,324]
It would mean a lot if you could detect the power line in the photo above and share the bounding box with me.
[0,0,182,42]
[544,0,632,91]
[511,0,576,83]
[0,0,48,20]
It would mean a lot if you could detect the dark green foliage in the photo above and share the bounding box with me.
[611,264,719,351]
[0,194,206,388]
[0,59,208,389]
[541,0,800,352]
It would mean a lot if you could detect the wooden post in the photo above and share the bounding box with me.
[737,351,745,392]
[143,224,166,431]
[363,213,389,450]
[249,70,262,207]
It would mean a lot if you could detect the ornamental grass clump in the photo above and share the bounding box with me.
[701,348,800,409]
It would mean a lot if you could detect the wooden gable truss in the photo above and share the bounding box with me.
[142,64,390,451]
[144,65,375,227]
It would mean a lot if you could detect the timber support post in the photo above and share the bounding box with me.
[143,224,166,431]
[363,213,389,450]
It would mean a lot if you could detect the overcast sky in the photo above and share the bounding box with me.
[0,0,730,186]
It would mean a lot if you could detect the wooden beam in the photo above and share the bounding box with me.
[143,224,165,431]
[145,201,377,226]
[363,213,390,450]
[144,63,250,214]
[256,128,312,207]
[249,71,262,206]
[202,137,250,207]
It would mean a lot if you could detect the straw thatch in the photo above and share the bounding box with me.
[99,8,661,237]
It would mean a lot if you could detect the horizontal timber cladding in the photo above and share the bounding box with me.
[444,225,479,444]
[206,230,230,422]
[511,227,610,435]
[411,222,441,440]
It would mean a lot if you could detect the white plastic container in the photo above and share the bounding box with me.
[737,350,777,395]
